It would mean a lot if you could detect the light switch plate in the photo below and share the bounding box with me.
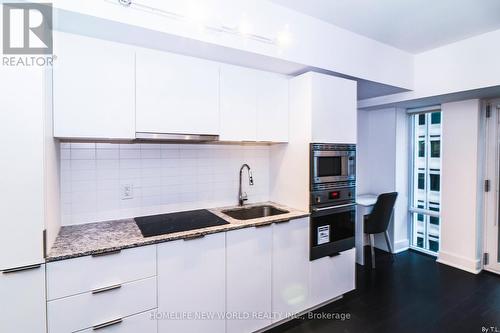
[121,184,134,200]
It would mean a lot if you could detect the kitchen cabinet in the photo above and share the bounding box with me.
[53,32,135,139]
[0,66,44,270]
[226,225,273,333]
[46,246,158,333]
[257,72,289,142]
[136,48,220,136]
[47,277,157,333]
[220,64,258,141]
[78,310,157,333]
[310,73,357,143]
[272,217,311,322]
[0,264,46,333]
[220,65,289,142]
[309,248,355,305]
[47,245,156,300]
[157,233,226,333]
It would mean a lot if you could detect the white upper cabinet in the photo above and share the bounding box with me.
[220,65,289,142]
[257,72,289,142]
[310,73,357,143]
[53,32,135,139]
[136,49,220,136]
[220,64,258,141]
[226,225,273,333]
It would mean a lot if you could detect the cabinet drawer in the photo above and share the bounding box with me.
[78,310,157,333]
[309,248,355,305]
[47,277,157,333]
[47,245,156,300]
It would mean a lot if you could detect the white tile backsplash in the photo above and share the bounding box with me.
[60,143,271,225]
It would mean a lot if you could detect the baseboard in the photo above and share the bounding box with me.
[393,239,409,254]
[437,250,482,274]
[374,238,409,254]
[256,295,344,332]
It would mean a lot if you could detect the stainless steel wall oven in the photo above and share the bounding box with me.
[310,143,356,261]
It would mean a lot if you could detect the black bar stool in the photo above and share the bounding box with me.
[364,192,398,269]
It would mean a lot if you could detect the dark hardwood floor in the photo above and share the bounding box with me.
[268,249,500,333]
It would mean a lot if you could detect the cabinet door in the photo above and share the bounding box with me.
[136,49,220,135]
[78,311,157,333]
[0,66,44,270]
[311,74,357,144]
[226,226,272,333]
[257,72,289,142]
[272,218,311,322]
[309,248,355,305]
[157,233,225,333]
[220,65,258,141]
[53,32,135,139]
[0,265,46,333]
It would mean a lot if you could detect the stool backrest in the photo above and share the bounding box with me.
[365,192,398,234]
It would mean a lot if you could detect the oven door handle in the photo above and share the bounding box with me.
[312,203,357,212]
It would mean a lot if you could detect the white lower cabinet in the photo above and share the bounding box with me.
[79,310,157,333]
[46,246,158,333]
[0,264,46,333]
[42,218,355,333]
[157,233,226,333]
[309,248,356,305]
[272,218,311,322]
[46,245,157,300]
[226,225,273,333]
[47,277,157,333]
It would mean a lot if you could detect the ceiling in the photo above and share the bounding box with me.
[269,0,500,53]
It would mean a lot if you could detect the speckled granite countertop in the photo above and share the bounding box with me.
[47,202,309,262]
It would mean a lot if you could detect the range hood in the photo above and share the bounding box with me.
[135,132,219,142]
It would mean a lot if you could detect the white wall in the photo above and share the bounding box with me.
[60,143,270,225]
[48,0,413,89]
[357,108,409,253]
[358,28,500,109]
[438,99,483,273]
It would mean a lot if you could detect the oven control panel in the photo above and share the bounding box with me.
[311,186,355,206]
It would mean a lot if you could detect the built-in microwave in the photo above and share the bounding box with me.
[310,143,356,186]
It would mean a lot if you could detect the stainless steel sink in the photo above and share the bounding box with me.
[222,205,289,220]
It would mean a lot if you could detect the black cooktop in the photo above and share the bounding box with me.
[134,209,229,238]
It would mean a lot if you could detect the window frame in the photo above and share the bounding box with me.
[408,108,442,256]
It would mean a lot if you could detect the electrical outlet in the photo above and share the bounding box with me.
[121,184,134,200]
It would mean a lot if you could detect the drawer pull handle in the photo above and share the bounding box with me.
[254,223,272,228]
[91,249,121,258]
[93,318,123,330]
[274,219,290,224]
[2,264,41,274]
[183,234,205,241]
[91,284,122,295]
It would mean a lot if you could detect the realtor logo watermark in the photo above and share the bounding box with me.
[2,2,54,66]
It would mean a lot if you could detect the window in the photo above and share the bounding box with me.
[417,237,424,248]
[431,112,441,124]
[418,173,425,190]
[429,240,439,252]
[430,174,440,192]
[430,140,440,158]
[430,216,439,225]
[418,141,425,157]
[418,114,426,125]
[410,110,442,255]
